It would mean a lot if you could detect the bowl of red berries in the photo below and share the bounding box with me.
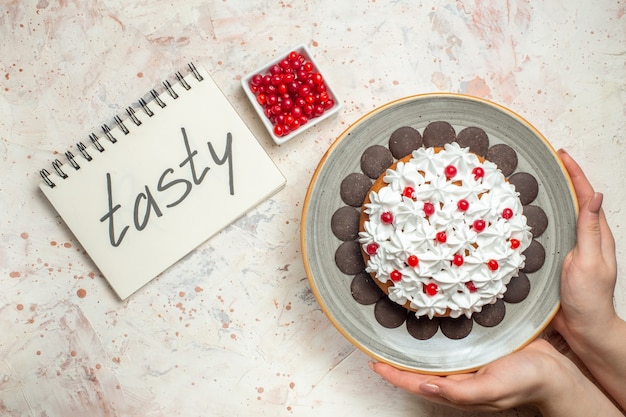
[242,44,342,145]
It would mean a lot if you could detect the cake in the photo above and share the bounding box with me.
[357,142,533,319]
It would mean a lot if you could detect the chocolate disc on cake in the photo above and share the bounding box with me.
[439,316,473,340]
[524,205,549,237]
[334,240,365,275]
[351,272,384,305]
[406,315,440,340]
[509,172,539,205]
[340,173,372,207]
[423,121,456,148]
[456,126,489,157]
[331,206,361,241]
[374,297,408,328]
[503,272,531,303]
[473,299,506,327]
[389,126,423,159]
[486,143,518,176]
[360,145,394,179]
[521,240,546,273]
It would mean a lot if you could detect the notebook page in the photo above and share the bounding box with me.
[40,65,286,299]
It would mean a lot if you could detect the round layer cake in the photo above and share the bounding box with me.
[358,142,533,319]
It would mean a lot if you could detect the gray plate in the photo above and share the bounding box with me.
[301,94,577,374]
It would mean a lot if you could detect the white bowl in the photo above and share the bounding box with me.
[241,44,342,145]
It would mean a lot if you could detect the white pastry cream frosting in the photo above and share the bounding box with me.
[359,142,533,319]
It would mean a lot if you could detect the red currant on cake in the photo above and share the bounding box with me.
[473,219,486,232]
[472,166,485,180]
[423,202,435,216]
[444,165,457,179]
[453,254,464,266]
[380,211,393,224]
[457,199,469,211]
[390,270,402,282]
[510,238,521,249]
[502,208,514,219]
[402,186,415,198]
[407,254,419,267]
[366,242,379,255]
[425,283,439,296]
[487,259,499,271]
[436,231,447,243]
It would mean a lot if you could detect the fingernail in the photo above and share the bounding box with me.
[589,192,603,213]
[419,383,441,395]
[368,361,376,371]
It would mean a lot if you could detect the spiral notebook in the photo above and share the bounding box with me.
[39,63,286,300]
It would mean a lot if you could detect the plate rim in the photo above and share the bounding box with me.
[300,92,578,374]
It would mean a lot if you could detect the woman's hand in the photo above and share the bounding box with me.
[551,149,618,344]
[551,149,626,411]
[370,338,622,416]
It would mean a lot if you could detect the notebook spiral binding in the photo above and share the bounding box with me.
[39,62,204,188]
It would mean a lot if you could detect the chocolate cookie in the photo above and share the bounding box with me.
[439,316,473,340]
[524,205,549,237]
[406,315,440,340]
[331,206,361,241]
[521,240,546,273]
[334,241,365,275]
[473,299,506,327]
[509,172,539,205]
[360,145,394,179]
[503,272,531,303]
[340,172,372,207]
[374,297,408,328]
[423,121,456,148]
[486,143,518,176]
[351,272,383,305]
[389,126,423,159]
[456,126,489,157]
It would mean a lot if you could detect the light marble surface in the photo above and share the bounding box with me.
[1,1,624,416]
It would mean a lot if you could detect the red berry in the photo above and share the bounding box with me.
[303,61,314,72]
[407,255,419,267]
[390,270,402,282]
[403,186,415,199]
[444,165,457,179]
[487,259,499,271]
[457,199,469,211]
[311,72,324,85]
[266,94,278,106]
[425,283,439,296]
[453,254,464,266]
[472,167,485,180]
[366,242,379,255]
[380,211,393,224]
[436,231,447,243]
[473,219,486,232]
[250,74,263,86]
[510,238,521,249]
[502,208,514,219]
[256,93,267,106]
[423,202,435,216]
[273,124,285,137]
[465,281,477,293]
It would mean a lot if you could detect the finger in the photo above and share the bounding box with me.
[575,192,604,257]
[557,149,595,203]
[369,362,434,395]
